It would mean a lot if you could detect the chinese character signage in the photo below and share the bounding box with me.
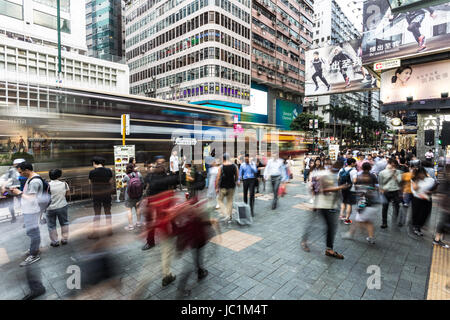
[305,40,379,96]
[380,60,450,103]
[362,0,450,64]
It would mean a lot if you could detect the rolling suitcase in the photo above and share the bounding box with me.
[233,202,253,226]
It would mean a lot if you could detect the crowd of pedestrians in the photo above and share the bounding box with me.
[301,148,449,262]
[0,145,448,300]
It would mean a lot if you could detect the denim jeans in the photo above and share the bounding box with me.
[303,169,310,183]
[399,193,413,226]
[381,191,401,225]
[23,212,41,256]
[46,205,69,243]
[271,175,281,208]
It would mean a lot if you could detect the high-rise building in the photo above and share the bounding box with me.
[310,0,382,137]
[0,0,130,109]
[125,0,252,112]
[249,0,313,126]
[86,0,124,62]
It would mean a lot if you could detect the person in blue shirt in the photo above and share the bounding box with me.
[238,154,258,217]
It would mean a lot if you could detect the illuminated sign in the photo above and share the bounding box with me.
[373,59,401,71]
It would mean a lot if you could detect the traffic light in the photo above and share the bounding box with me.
[439,134,442,145]
[424,130,434,146]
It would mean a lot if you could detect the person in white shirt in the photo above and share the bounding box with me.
[170,151,179,175]
[46,169,70,247]
[425,149,434,162]
[303,154,312,183]
[264,153,288,210]
[411,166,436,236]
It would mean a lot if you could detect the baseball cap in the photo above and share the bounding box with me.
[13,158,26,165]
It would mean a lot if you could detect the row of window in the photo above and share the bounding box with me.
[153,82,251,101]
[126,0,188,36]
[126,0,211,47]
[252,48,305,71]
[34,0,71,13]
[126,11,250,61]
[130,46,250,84]
[215,0,250,24]
[129,29,250,72]
[253,62,304,87]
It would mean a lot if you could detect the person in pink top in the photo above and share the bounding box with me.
[356,153,368,172]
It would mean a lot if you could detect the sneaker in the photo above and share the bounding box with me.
[417,45,427,52]
[135,223,143,228]
[162,274,176,287]
[432,239,449,249]
[215,204,220,210]
[366,237,375,244]
[22,288,46,300]
[327,84,331,91]
[413,229,423,237]
[61,239,68,245]
[315,85,319,92]
[380,224,388,229]
[342,232,354,240]
[345,77,350,87]
[124,225,134,231]
[198,268,209,281]
[418,35,426,47]
[344,219,352,225]
[141,242,155,251]
[50,242,60,247]
[339,216,346,221]
[20,255,40,267]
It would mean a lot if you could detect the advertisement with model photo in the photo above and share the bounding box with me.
[380,60,450,103]
[305,40,379,96]
[362,0,450,64]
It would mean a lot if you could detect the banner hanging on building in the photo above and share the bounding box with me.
[305,40,379,96]
[380,60,450,104]
[362,0,450,64]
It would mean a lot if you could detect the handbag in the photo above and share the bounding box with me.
[278,184,287,197]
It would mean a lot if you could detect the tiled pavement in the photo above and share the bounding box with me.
[0,172,443,300]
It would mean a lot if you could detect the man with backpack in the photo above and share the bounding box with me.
[88,156,113,239]
[338,158,358,225]
[10,162,50,267]
[378,158,403,229]
[216,153,239,222]
[123,163,144,231]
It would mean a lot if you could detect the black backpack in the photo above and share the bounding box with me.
[27,176,51,212]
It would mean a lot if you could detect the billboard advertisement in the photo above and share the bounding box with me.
[245,85,268,115]
[276,100,302,130]
[362,0,450,64]
[305,40,379,96]
[380,60,450,103]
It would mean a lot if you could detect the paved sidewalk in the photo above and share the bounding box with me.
[0,174,441,300]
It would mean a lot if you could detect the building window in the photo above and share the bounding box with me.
[33,0,70,13]
[0,0,23,20]
[33,10,71,33]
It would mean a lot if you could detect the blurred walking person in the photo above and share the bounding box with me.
[378,159,402,229]
[0,158,26,223]
[122,163,144,231]
[206,159,219,208]
[88,156,113,239]
[338,158,357,224]
[433,166,450,248]
[216,153,238,222]
[239,154,258,217]
[264,153,288,210]
[399,164,414,227]
[46,169,70,247]
[303,153,312,183]
[411,166,436,237]
[9,162,46,266]
[301,162,347,259]
[342,162,380,244]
